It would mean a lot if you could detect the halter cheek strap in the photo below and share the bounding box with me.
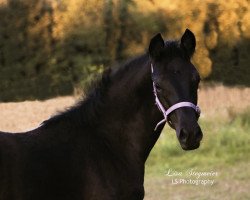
[151,64,201,131]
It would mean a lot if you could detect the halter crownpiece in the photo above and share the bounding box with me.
[151,64,201,131]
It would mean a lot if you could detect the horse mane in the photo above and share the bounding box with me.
[40,54,148,129]
[41,67,112,128]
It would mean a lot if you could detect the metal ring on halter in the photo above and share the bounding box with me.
[151,64,201,131]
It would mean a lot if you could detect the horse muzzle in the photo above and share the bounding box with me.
[177,125,203,150]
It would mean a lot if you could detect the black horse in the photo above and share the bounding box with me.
[0,29,202,200]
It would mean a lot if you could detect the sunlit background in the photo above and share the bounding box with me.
[0,0,250,199]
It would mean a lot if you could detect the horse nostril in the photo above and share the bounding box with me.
[195,127,203,143]
[179,128,188,143]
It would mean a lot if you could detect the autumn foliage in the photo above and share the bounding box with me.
[0,0,249,101]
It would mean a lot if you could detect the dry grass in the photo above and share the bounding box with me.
[198,83,250,120]
[0,84,250,132]
[0,97,76,132]
[144,162,250,200]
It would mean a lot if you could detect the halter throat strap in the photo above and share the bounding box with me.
[151,64,200,131]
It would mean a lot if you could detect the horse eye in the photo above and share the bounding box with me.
[155,83,162,91]
[173,70,180,75]
[192,72,200,83]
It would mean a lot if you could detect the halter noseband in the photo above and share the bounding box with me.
[151,64,201,131]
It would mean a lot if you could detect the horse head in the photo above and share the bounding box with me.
[149,29,203,150]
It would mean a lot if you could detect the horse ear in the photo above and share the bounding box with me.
[180,29,196,58]
[149,33,164,59]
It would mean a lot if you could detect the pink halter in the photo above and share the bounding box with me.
[151,64,201,131]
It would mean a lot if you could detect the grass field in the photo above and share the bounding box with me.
[144,110,250,200]
[0,84,250,199]
[144,84,250,199]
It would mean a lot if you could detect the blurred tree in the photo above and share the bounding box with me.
[115,0,133,61]
[0,0,249,101]
[52,0,106,89]
[103,0,115,64]
[208,0,250,85]
[0,0,64,101]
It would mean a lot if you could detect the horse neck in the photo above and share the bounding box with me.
[98,55,164,165]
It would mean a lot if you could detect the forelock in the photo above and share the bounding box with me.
[158,40,186,61]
